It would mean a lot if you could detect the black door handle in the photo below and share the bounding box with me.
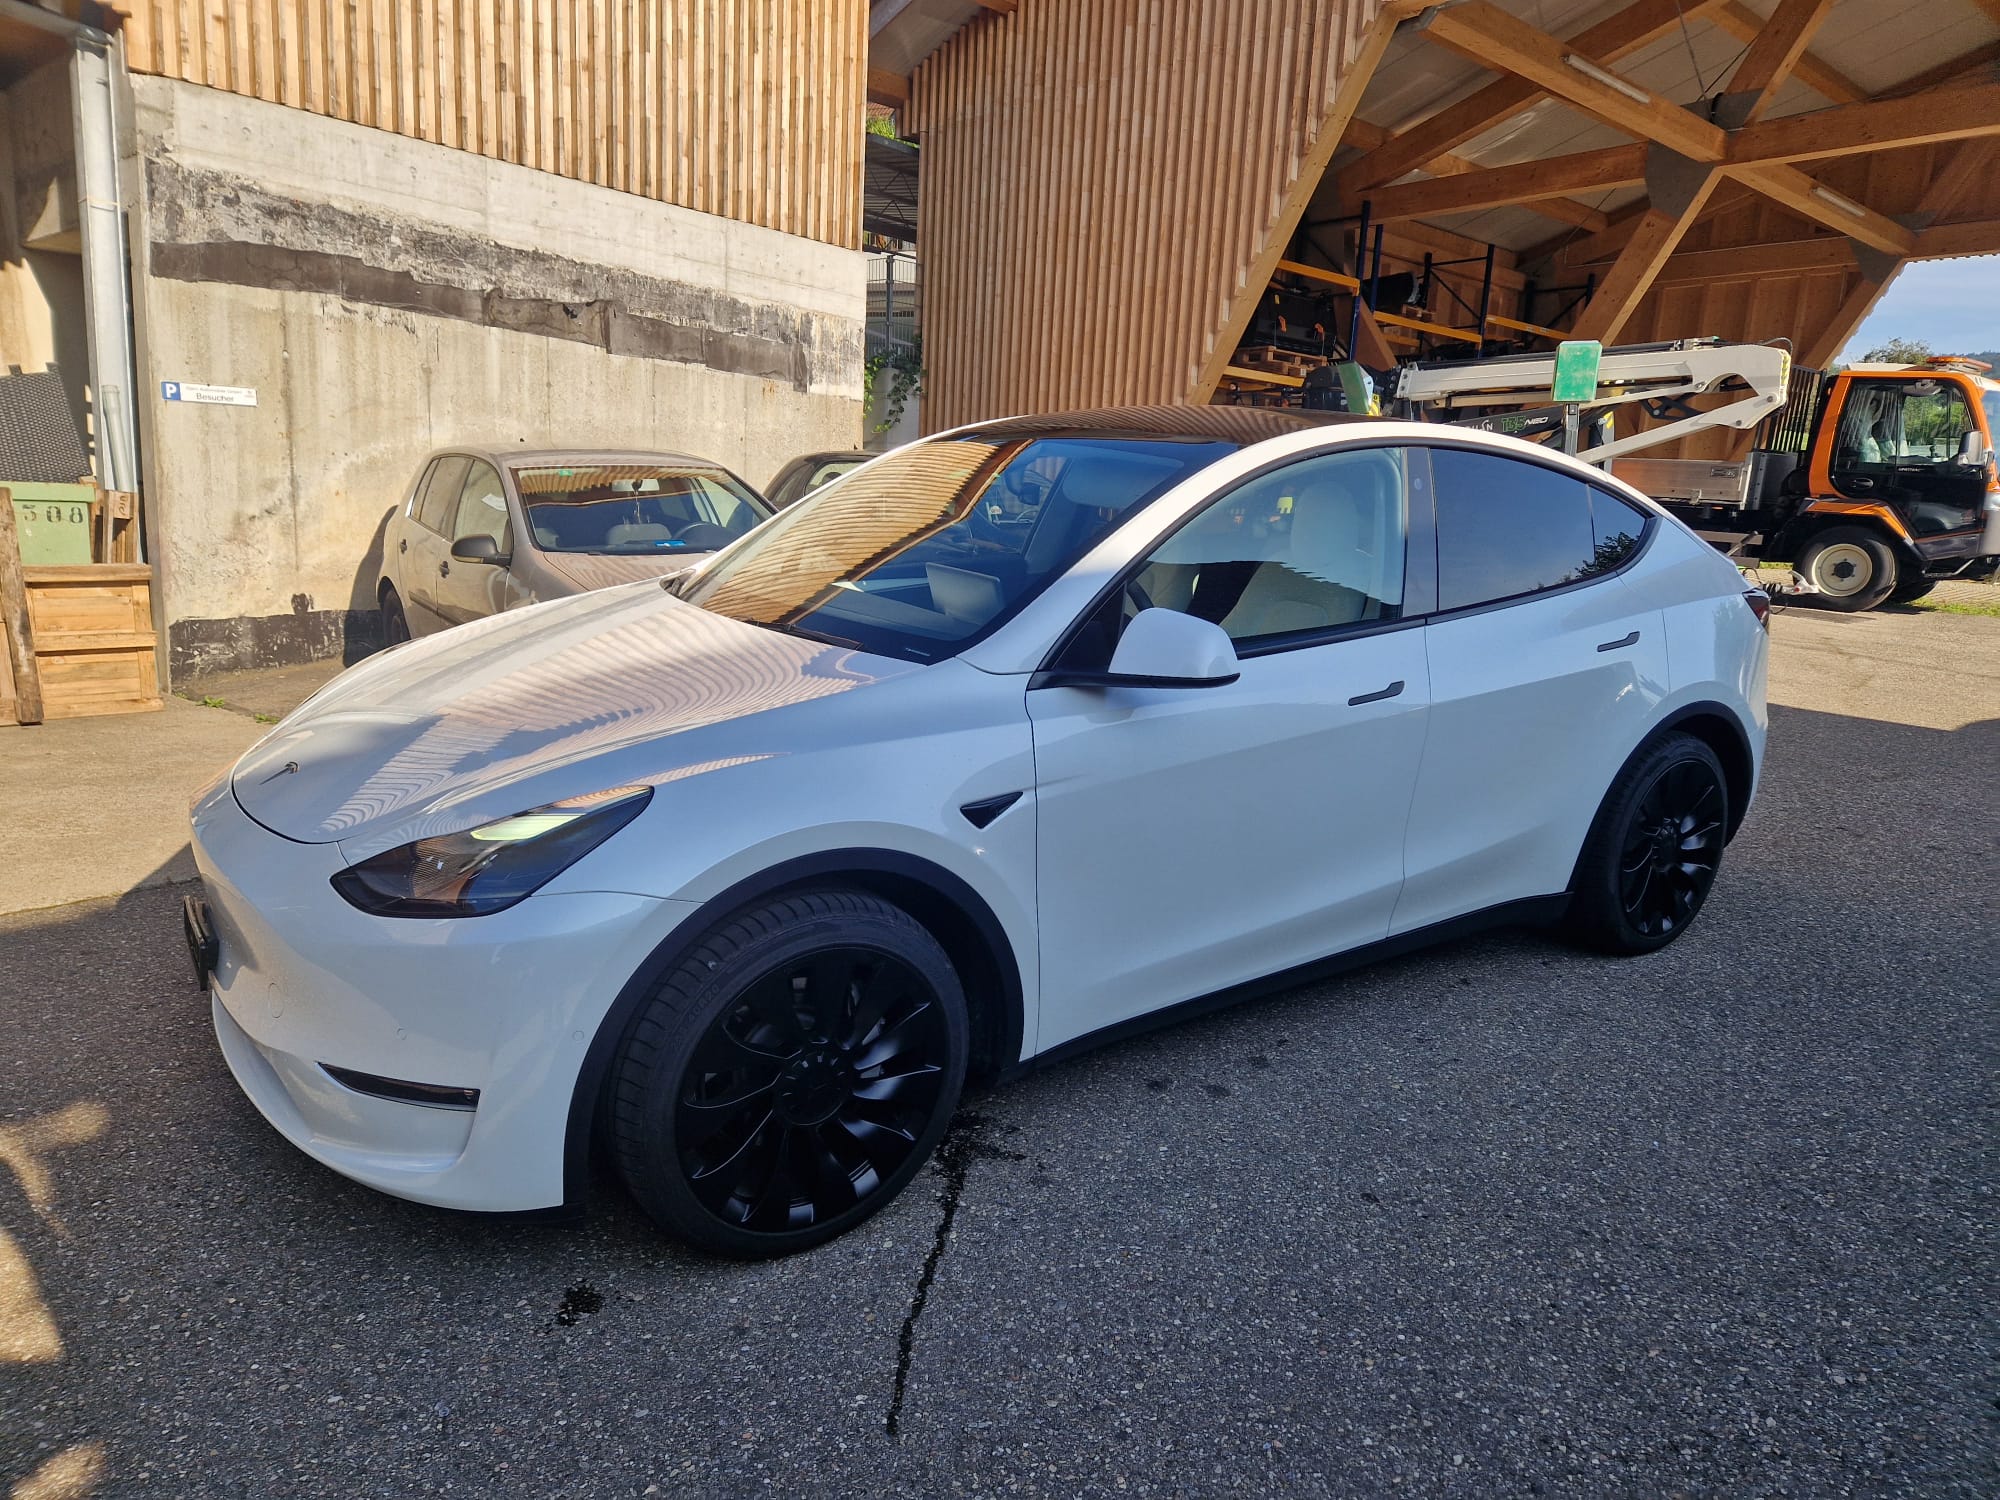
[1846,477,1874,491]
[398,537,407,554]
[1597,630,1639,652]
[1348,679,1405,706]
[439,560,450,577]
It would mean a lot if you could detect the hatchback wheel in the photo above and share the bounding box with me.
[609,889,967,1257]
[380,586,412,645]
[1567,732,1729,955]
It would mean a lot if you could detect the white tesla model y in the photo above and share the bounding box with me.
[186,408,1769,1256]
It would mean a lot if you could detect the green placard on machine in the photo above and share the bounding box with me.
[1551,340,1603,405]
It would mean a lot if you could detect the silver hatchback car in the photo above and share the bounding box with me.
[378,447,772,641]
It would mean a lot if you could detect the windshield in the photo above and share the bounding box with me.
[1836,379,1980,465]
[676,433,1239,662]
[514,463,769,554]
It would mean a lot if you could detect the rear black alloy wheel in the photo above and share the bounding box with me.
[1567,731,1730,955]
[610,890,967,1257]
[1616,760,1724,941]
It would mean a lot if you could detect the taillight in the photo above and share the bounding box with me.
[1743,589,1771,629]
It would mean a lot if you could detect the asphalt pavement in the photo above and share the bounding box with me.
[1,606,1993,1498]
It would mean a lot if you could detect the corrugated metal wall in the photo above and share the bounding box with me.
[907,0,1401,430]
[114,0,867,247]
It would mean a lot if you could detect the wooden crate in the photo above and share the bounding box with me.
[9,566,162,721]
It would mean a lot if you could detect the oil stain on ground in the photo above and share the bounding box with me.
[552,1281,604,1328]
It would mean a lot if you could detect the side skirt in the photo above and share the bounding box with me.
[1008,893,1572,1079]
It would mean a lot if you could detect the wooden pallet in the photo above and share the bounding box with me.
[1233,344,1329,379]
[2,566,162,722]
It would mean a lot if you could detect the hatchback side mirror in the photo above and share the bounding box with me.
[451,534,510,566]
[1040,607,1241,690]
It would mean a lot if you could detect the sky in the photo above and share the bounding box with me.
[1841,255,2000,361]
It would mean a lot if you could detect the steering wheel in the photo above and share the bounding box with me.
[676,522,736,551]
[1124,577,1156,615]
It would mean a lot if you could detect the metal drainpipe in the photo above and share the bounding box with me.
[71,29,142,525]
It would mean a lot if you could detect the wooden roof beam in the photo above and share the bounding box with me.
[1711,0,1836,129]
[1569,151,1722,341]
[1422,2,1726,163]
[1336,0,1724,199]
[1885,41,2000,98]
[1727,83,2000,165]
[867,68,909,108]
[1706,1,1866,106]
[1731,164,1914,255]
[1358,144,1646,222]
[1914,218,2000,259]
[1566,0,1827,343]
[1338,117,1611,232]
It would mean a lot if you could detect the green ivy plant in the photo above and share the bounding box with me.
[864,340,924,436]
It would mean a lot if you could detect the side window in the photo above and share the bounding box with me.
[416,455,468,533]
[1432,448,1598,611]
[1127,446,1408,650]
[451,461,511,548]
[1588,488,1651,574]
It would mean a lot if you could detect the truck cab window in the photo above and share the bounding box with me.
[1830,379,1984,534]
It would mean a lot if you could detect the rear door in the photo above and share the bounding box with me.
[1393,446,1667,935]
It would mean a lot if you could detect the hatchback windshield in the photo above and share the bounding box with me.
[515,463,769,555]
[675,433,1239,662]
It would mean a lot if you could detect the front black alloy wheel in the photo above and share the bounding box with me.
[1567,732,1730,955]
[610,889,967,1257]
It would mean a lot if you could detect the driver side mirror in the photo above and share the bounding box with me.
[1957,430,1992,466]
[451,534,511,566]
[1040,608,1241,690]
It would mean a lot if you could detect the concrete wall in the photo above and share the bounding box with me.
[126,74,866,680]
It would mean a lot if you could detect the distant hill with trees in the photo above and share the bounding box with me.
[1857,337,1999,366]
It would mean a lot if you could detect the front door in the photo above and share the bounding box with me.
[1028,445,1431,1050]
[403,455,468,633]
[436,460,519,626]
[1825,376,1987,540]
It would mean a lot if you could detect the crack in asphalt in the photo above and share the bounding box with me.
[884,1112,1023,1440]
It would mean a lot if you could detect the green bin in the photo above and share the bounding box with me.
[6,482,96,565]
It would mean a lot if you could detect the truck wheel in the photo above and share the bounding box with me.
[1798,526,1897,612]
[1888,570,1936,604]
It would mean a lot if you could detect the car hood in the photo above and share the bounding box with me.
[532,550,706,593]
[230,583,918,849]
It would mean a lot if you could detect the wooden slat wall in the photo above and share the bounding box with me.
[907,0,1399,430]
[114,0,867,247]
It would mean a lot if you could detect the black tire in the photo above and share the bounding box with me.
[609,888,968,1257]
[1797,525,1898,612]
[1566,732,1730,956]
[380,586,412,645]
[1888,569,1936,604]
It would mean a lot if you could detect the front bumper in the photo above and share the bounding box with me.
[191,776,698,1211]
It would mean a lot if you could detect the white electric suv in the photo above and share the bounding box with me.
[185,407,1769,1256]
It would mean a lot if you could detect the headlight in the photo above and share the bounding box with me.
[330,786,652,918]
